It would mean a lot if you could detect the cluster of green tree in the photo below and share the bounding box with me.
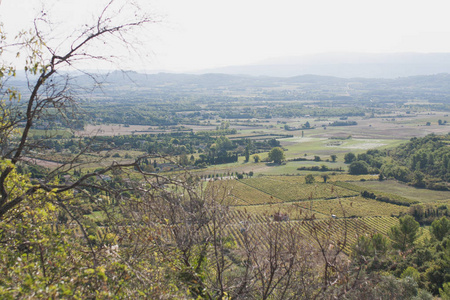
[30,130,284,170]
[248,138,280,151]
[393,134,450,187]
[196,152,238,166]
[35,132,205,156]
[353,215,450,297]
[329,135,352,140]
[291,157,311,161]
[267,147,285,164]
[328,120,358,126]
[195,137,280,167]
[344,150,384,169]
[16,163,48,179]
[304,174,331,183]
[409,204,450,225]
[348,160,372,175]
[343,151,379,175]
[291,154,338,162]
[235,171,254,179]
[194,136,238,166]
[345,134,450,190]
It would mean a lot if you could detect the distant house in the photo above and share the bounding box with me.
[273,212,289,222]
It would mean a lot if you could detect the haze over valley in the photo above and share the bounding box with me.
[1,0,450,298]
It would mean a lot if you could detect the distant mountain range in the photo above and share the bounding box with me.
[10,69,450,102]
[7,52,450,103]
[197,53,450,78]
[65,70,450,103]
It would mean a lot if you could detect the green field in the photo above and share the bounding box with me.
[352,180,450,203]
[334,181,419,206]
[207,180,283,206]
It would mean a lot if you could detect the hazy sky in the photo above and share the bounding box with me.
[2,0,450,72]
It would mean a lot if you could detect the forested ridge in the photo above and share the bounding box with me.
[394,134,450,183]
[347,134,450,190]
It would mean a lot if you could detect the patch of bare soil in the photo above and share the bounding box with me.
[22,157,62,169]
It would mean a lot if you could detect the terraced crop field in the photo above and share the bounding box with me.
[293,196,408,218]
[203,175,425,255]
[239,176,358,202]
[223,212,399,254]
[233,203,329,220]
[360,216,400,234]
[207,180,283,205]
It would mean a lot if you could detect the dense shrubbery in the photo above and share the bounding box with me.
[409,204,450,225]
[348,160,370,175]
[352,215,450,298]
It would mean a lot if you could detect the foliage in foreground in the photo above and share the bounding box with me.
[1,168,445,299]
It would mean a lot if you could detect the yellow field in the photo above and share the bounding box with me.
[207,180,283,205]
[293,196,408,218]
[239,176,358,202]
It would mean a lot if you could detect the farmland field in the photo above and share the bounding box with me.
[239,176,358,201]
[214,173,439,253]
[352,180,450,203]
[223,214,400,254]
[233,202,329,220]
[293,196,408,218]
[231,193,408,220]
[281,136,404,158]
[207,180,283,205]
